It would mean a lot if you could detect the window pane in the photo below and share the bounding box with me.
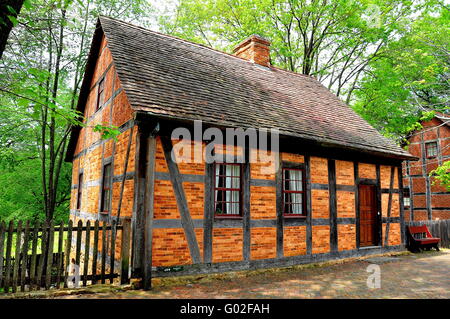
[104,164,111,184]
[284,169,302,191]
[404,197,410,207]
[231,190,239,202]
[427,142,437,157]
[77,173,83,210]
[232,165,240,177]
[284,192,291,204]
[103,189,111,212]
[101,164,112,212]
[291,203,302,214]
[215,165,220,186]
[214,163,242,216]
[291,193,302,205]
[284,203,291,214]
[231,177,240,188]
[283,167,305,215]
[97,78,105,110]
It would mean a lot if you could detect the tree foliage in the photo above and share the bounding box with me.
[0,0,152,223]
[160,0,426,102]
[354,5,449,141]
[431,160,450,191]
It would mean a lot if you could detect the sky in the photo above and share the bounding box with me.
[147,0,179,30]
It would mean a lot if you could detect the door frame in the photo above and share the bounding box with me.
[356,179,382,248]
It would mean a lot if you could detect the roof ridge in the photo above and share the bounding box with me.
[99,15,271,68]
[271,66,319,80]
[99,15,317,81]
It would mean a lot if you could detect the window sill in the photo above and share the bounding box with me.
[214,215,243,220]
[283,215,306,219]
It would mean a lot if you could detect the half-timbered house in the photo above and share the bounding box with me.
[66,16,416,284]
[402,113,450,221]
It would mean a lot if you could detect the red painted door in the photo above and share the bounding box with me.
[359,184,379,247]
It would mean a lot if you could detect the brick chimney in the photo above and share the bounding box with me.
[233,35,271,67]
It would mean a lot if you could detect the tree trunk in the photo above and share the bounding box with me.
[0,0,25,59]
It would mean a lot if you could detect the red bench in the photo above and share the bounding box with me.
[407,225,440,252]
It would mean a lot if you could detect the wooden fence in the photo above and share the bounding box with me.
[406,219,450,249]
[0,219,131,294]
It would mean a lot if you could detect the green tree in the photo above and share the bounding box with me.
[0,0,26,59]
[353,5,449,141]
[160,0,421,102]
[0,0,152,222]
[431,161,450,191]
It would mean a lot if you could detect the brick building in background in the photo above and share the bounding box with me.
[66,16,415,283]
[402,113,450,221]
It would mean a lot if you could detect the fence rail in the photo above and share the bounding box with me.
[406,219,450,249]
[0,218,131,294]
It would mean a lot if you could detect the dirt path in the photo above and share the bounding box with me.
[52,250,450,299]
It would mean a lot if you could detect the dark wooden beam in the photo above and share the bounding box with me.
[243,146,251,261]
[131,129,144,276]
[354,162,360,249]
[275,152,284,258]
[305,155,313,255]
[328,159,338,252]
[131,119,159,284]
[160,136,202,264]
[116,125,135,221]
[376,165,382,246]
[384,166,395,246]
[420,133,433,220]
[120,218,132,284]
[406,161,414,221]
[398,165,406,245]
[142,134,157,290]
[203,163,214,263]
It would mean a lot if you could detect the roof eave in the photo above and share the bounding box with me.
[65,18,104,162]
[134,111,417,162]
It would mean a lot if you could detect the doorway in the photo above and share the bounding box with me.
[359,184,380,247]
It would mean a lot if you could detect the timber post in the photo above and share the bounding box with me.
[140,122,159,290]
[120,218,132,284]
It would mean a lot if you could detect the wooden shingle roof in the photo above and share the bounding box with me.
[66,16,415,161]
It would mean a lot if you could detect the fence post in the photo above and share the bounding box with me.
[0,221,5,288]
[45,221,54,290]
[109,220,117,284]
[101,222,107,284]
[20,221,30,292]
[30,221,39,290]
[56,221,64,289]
[83,221,91,287]
[4,221,14,292]
[63,220,73,288]
[12,221,22,293]
[92,220,99,284]
[36,221,48,290]
[120,218,132,285]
